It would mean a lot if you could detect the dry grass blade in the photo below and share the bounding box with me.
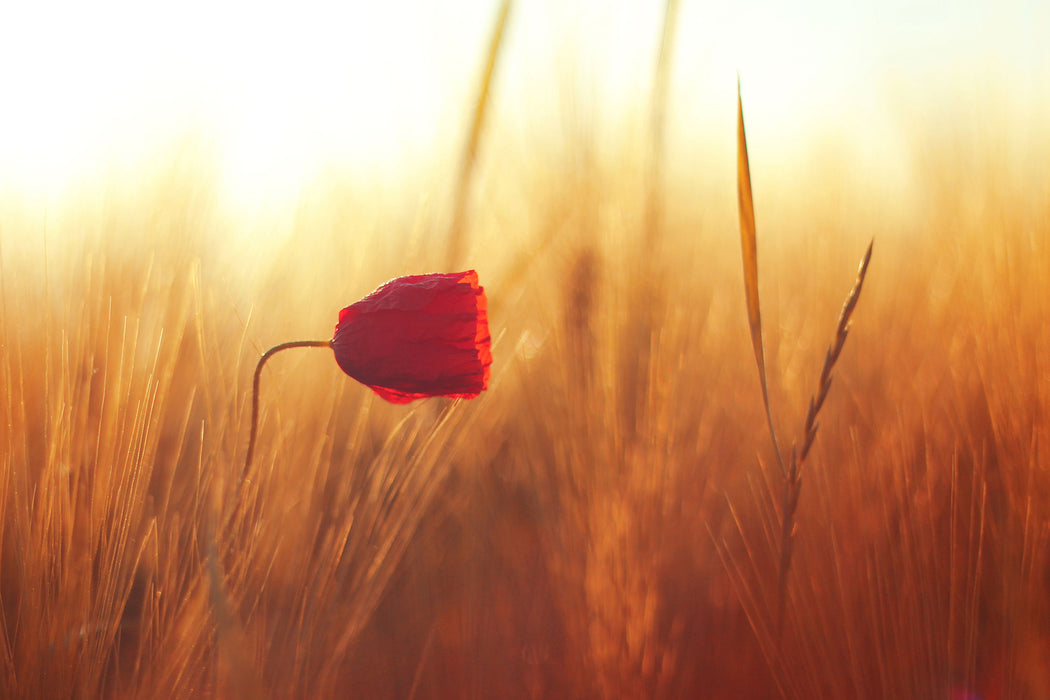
[736,80,760,370]
[775,239,874,638]
[445,0,512,270]
[737,80,786,478]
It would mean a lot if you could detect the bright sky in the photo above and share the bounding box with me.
[0,0,1045,213]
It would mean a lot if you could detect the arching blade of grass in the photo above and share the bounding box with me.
[737,79,786,479]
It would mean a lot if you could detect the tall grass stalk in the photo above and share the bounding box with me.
[644,0,681,251]
[735,81,873,641]
[444,0,512,270]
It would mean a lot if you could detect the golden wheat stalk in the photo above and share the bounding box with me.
[800,240,873,465]
[775,240,873,637]
[738,81,874,641]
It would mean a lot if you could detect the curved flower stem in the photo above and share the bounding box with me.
[208,338,333,693]
[229,339,333,524]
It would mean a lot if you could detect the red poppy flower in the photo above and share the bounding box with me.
[331,270,492,403]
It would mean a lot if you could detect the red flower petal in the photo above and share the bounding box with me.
[331,270,492,403]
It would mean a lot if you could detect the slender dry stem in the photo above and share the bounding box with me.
[208,338,332,697]
[233,339,333,519]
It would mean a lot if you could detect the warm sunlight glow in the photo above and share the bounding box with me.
[0,1,495,210]
[0,0,1045,214]
[2,3,1049,698]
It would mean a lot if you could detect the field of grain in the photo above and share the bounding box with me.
[2,4,1049,699]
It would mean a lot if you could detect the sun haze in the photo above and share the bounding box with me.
[1,0,1045,217]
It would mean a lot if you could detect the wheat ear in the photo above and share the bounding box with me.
[737,81,874,640]
[775,240,873,637]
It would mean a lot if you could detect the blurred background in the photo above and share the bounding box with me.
[2,2,1049,698]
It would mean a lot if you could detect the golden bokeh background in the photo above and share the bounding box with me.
[1,1,1048,697]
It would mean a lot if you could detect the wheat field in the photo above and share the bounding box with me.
[2,6,1049,699]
